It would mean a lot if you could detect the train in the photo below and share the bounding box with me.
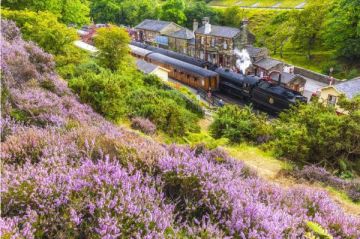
[130,42,307,113]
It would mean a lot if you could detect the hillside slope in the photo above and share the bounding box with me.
[1,20,360,238]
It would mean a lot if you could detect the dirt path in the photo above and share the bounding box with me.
[225,145,360,216]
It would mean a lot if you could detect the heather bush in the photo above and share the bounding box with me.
[157,146,360,238]
[210,105,271,144]
[293,165,360,202]
[131,117,157,135]
[1,156,175,238]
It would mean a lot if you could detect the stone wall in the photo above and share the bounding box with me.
[294,66,338,84]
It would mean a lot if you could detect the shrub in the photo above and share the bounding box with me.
[210,105,271,144]
[127,89,200,136]
[131,117,157,135]
[293,165,360,202]
[273,100,360,171]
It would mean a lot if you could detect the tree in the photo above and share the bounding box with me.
[161,0,187,25]
[219,6,244,27]
[324,0,360,60]
[90,0,161,26]
[291,0,329,59]
[94,25,131,71]
[273,98,360,172]
[184,1,219,29]
[260,12,294,57]
[2,9,88,78]
[119,0,161,26]
[2,0,90,26]
[90,0,122,24]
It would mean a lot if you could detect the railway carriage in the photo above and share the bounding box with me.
[146,53,218,91]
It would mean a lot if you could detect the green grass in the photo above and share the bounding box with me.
[209,0,306,8]
[272,49,335,74]
[271,48,360,80]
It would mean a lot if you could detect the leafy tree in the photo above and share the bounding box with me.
[90,0,122,24]
[2,9,88,78]
[184,1,219,28]
[324,0,360,60]
[273,98,360,172]
[161,0,187,25]
[219,6,244,27]
[261,12,294,57]
[69,66,141,120]
[94,25,131,71]
[210,105,271,144]
[90,0,160,26]
[2,0,89,26]
[291,0,329,59]
[119,0,161,26]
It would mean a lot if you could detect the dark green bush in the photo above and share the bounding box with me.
[69,64,202,136]
[127,89,200,136]
[210,105,271,144]
[273,98,360,171]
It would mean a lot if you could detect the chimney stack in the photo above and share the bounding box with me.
[193,19,198,32]
[203,17,211,34]
[202,17,210,25]
[241,18,249,28]
[240,18,249,47]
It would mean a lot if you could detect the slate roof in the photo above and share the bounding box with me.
[270,72,305,84]
[253,58,283,70]
[167,28,194,39]
[136,59,158,74]
[131,41,206,67]
[147,53,218,78]
[73,40,98,53]
[245,46,264,57]
[129,44,152,57]
[333,77,360,99]
[135,19,173,32]
[195,25,240,38]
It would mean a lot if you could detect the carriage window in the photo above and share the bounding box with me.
[258,81,271,89]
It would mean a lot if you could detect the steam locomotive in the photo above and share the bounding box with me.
[130,42,307,113]
[215,68,307,113]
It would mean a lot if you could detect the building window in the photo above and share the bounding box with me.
[327,95,337,106]
[200,51,204,60]
[211,38,215,47]
[223,40,228,49]
[201,37,204,45]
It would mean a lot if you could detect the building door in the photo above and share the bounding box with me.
[139,31,144,42]
[219,54,223,66]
